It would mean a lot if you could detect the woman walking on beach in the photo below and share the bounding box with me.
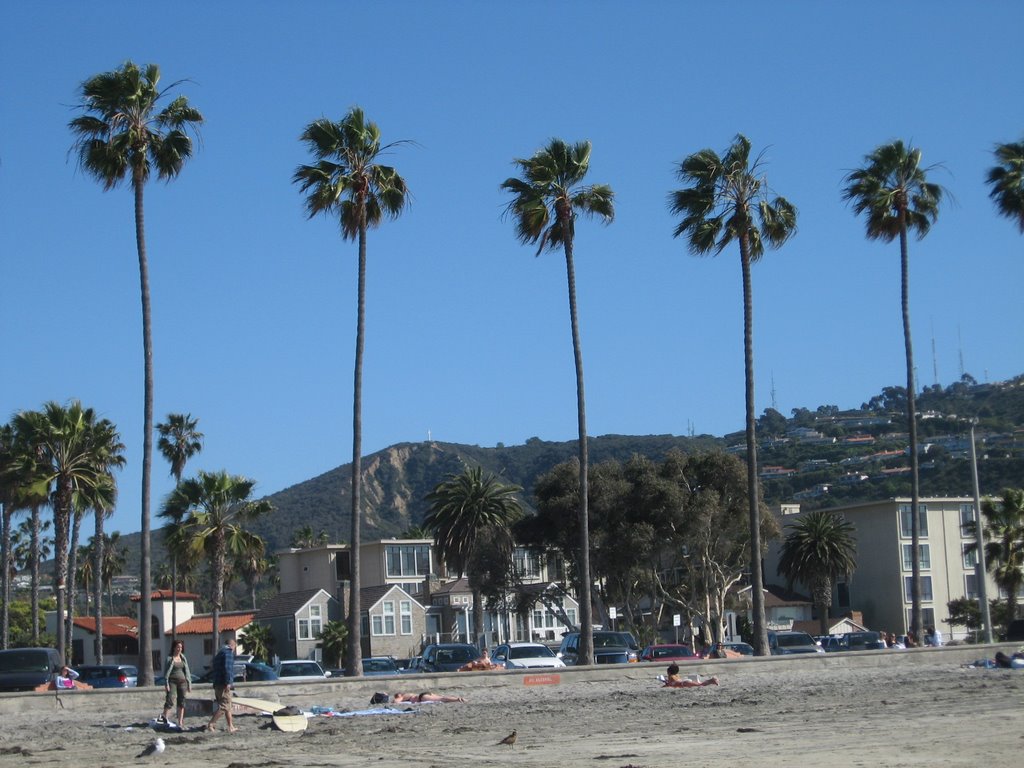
[160,641,192,728]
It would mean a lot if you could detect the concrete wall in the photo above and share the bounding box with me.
[3,643,1016,716]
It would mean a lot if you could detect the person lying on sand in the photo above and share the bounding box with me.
[392,692,466,703]
[660,663,719,688]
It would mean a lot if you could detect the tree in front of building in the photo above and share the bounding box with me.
[776,509,858,636]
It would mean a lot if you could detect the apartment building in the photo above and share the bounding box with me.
[765,497,1000,641]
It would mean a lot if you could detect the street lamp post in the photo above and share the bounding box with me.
[969,421,994,644]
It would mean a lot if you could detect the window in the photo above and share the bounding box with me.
[385,545,431,578]
[382,601,396,635]
[309,604,323,639]
[902,544,931,571]
[965,574,979,600]
[298,618,311,640]
[837,581,851,608]
[203,638,214,656]
[513,548,541,578]
[904,575,933,602]
[335,551,351,580]
[371,615,383,635]
[959,504,976,538]
[287,620,295,640]
[899,504,928,538]
[963,545,978,569]
[906,607,936,630]
[400,600,413,635]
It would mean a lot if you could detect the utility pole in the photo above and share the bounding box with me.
[969,420,993,643]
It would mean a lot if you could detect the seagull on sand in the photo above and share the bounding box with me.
[497,729,517,748]
[136,738,165,758]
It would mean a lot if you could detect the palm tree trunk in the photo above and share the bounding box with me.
[1,506,11,649]
[93,515,105,664]
[135,173,155,686]
[30,506,40,644]
[66,506,85,658]
[346,213,367,678]
[739,236,769,656]
[562,218,594,667]
[899,216,923,638]
[54,481,72,662]
[212,532,225,651]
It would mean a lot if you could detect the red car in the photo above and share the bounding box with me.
[639,644,697,662]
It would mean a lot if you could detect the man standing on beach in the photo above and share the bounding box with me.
[206,638,237,733]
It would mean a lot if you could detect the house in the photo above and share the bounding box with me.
[173,610,256,672]
[253,588,340,663]
[276,538,579,652]
[359,584,425,659]
[764,498,1002,642]
[44,614,139,667]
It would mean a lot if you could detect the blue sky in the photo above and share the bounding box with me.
[2,1,1022,538]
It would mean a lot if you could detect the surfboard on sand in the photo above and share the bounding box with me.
[271,713,308,732]
[233,696,285,715]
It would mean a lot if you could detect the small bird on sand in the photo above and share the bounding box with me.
[497,729,517,748]
[136,738,165,758]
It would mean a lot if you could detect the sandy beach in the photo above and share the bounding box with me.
[1,651,1021,768]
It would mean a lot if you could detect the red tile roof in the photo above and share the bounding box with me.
[72,616,138,638]
[173,611,256,636]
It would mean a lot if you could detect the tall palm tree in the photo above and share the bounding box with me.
[294,107,409,677]
[776,509,858,636]
[986,138,1024,233]
[70,62,203,685]
[502,138,614,665]
[0,423,15,649]
[11,517,51,644]
[235,537,269,610]
[3,419,53,647]
[974,489,1024,623]
[156,413,204,645]
[669,134,797,655]
[160,470,272,653]
[13,402,124,661]
[842,140,942,638]
[424,467,522,642]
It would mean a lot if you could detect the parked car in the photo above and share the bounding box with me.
[275,659,331,681]
[398,656,424,674]
[844,631,883,651]
[558,631,640,665]
[722,641,754,656]
[363,657,400,676]
[197,661,279,684]
[639,644,697,662]
[768,630,825,655]
[420,643,481,673]
[0,647,63,692]
[76,664,139,688]
[1002,619,1024,642]
[815,635,844,652]
[490,642,566,669]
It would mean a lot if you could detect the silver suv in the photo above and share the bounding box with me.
[768,630,824,655]
[557,631,639,665]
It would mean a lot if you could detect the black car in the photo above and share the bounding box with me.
[557,631,640,665]
[197,661,279,683]
[0,647,63,692]
[420,643,481,673]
